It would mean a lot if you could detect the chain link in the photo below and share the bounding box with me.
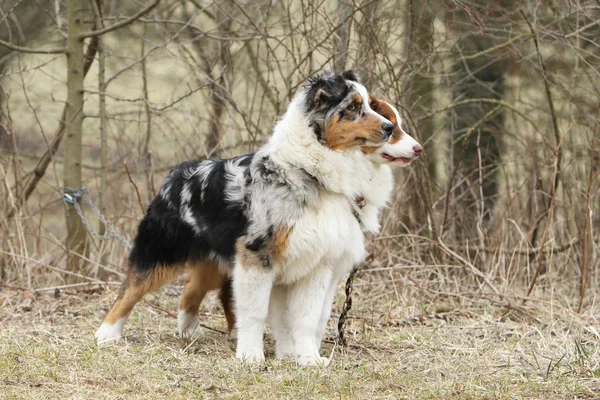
[63,186,132,250]
[337,262,359,346]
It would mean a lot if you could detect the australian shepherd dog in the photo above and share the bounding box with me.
[95,71,422,366]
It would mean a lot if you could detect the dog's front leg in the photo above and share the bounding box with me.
[287,266,333,366]
[233,258,274,364]
[315,259,355,349]
[268,285,295,359]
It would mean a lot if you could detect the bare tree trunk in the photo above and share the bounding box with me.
[141,24,155,203]
[354,0,379,87]
[333,0,353,72]
[403,0,435,230]
[446,3,512,239]
[4,38,98,220]
[185,3,232,158]
[91,0,107,236]
[63,0,88,280]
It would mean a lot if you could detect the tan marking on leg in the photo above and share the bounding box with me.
[219,278,236,335]
[236,225,294,271]
[103,265,181,325]
[179,260,227,315]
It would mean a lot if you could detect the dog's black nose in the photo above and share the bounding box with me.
[382,121,394,140]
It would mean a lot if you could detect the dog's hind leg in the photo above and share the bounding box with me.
[178,260,227,340]
[95,265,180,344]
[219,278,237,339]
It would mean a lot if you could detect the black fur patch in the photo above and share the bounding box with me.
[303,72,352,115]
[129,153,255,273]
[341,70,360,83]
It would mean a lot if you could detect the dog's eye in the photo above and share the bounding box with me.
[347,103,359,112]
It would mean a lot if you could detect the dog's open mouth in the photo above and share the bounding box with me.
[381,153,412,163]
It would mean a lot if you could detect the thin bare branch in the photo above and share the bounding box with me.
[78,0,161,39]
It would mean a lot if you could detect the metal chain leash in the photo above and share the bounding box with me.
[63,186,132,250]
[336,262,359,346]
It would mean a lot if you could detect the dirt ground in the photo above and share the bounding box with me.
[0,280,599,400]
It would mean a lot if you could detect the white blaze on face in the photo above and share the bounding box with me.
[362,99,423,166]
[350,82,392,126]
[379,102,421,162]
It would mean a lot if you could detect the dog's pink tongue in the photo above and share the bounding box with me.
[382,153,411,163]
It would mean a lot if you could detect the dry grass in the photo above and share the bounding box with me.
[1,275,599,400]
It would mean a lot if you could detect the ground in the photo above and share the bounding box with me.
[0,280,599,400]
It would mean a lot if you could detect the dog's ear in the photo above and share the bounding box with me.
[341,70,360,83]
[304,72,349,112]
[368,94,379,111]
[313,88,331,110]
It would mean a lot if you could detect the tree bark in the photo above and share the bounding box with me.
[333,0,353,72]
[185,2,232,158]
[403,0,436,231]
[354,0,379,88]
[446,3,513,239]
[63,0,88,280]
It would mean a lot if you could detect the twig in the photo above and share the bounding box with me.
[437,237,500,295]
[34,281,119,292]
[123,161,145,214]
[91,0,108,237]
[418,98,541,135]
[0,38,67,54]
[78,0,161,38]
[462,33,532,61]
[454,238,581,256]
[520,9,562,194]
[140,23,155,204]
[578,111,600,312]
[521,9,564,296]
[527,139,562,296]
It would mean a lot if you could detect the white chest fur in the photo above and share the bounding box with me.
[274,192,366,285]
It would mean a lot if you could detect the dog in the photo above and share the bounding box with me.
[229,71,425,365]
[217,95,423,345]
[176,94,423,345]
[94,71,389,344]
[95,72,422,365]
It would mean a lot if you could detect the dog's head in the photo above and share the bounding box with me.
[362,96,423,166]
[302,71,394,151]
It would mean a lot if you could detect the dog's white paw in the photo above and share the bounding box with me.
[296,354,330,367]
[95,319,125,345]
[236,349,265,364]
[177,311,204,340]
[227,328,238,341]
[275,339,295,360]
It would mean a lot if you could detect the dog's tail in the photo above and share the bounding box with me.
[128,195,195,274]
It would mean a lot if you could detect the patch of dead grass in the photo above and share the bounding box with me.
[0,282,599,399]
